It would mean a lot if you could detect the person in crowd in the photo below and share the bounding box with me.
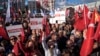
[7,36,18,54]
[31,29,36,35]
[66,39,75,56]
[57,30,67,53]
[36,29,41,38]
[0,46,5,56]
[64,24,71,37]
[10,36,17,46]
[42,32,61,56]
[63,31,68,39]
[10,18,19,25]
[0,40,12,55]
[0,5,100,56]
[51,24,55,30]
[73,30,83,56]
[74,31,83,48]
[89,41,100,56]
[22,21,31,39]
[25,40,42,56]
[55,21,59,30]
[16,17,22,24]
[29,31,40,51]
[61,49,71,56]
[69,34,75,43]
[51,27,58,33]
[50,33,58,42]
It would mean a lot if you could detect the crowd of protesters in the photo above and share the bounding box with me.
[0,6,100,56]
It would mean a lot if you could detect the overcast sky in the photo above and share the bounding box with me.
[55,0,99,8]
[66,0,99,5]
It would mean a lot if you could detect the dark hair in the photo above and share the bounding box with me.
[25,40,33,47]
[62,49,71,56]
[0,40,8,46]
[25,39,38,49]
[47,39,55,48]
[56,20,58,23]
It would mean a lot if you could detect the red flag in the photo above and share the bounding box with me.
[18,41,26,55]
[77,6,83,13]
[0,26,9,40]
[74,11,79,22]
[74,6,84,31]
[42,17,46,25]
[95,9,100,23]
[74,14,85,31]
[80,11,95,56]
[45,22,50,36]
[93,22,100,42]
[42,16,50,36]
[12,42,19,56]
[74,5,90,31]
[20,29,25,43]
[83,5,90,28]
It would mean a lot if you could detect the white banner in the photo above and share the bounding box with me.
[49,10,66,24]
[30,18,43,29]
[6,25,23,37]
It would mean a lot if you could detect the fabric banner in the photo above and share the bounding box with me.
[49,10,66,24]
[30,18,43,29]
[6,25,23,37]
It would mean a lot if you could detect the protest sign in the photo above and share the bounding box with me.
[30,18,43,29]
[6,25,23,37]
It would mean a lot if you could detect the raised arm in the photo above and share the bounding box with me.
[41,32,48,50]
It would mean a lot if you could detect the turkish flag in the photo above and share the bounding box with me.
[74,16,86,31]
[83,5,90,28]
[74,5,90,31]
[80,11,95,56]
[93,22,100,42]
[20,29,25,43]
[77,6,83,13]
